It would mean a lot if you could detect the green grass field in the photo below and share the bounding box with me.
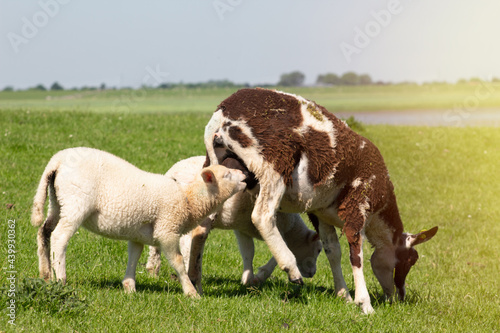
[2,82,500,114]
[1,86,499,332]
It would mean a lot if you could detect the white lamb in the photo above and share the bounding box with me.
[31,147,246,297]
[145,156,322,293]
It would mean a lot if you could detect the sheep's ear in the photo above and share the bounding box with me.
[201,169,216,185]
[310,232,320,242]
[409,226,438,247]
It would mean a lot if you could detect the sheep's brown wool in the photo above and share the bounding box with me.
[206,88,438,314]
[217,89,400,242]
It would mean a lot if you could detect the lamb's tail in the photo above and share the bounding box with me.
[31,156,60,227]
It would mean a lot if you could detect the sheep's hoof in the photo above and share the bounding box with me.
[241,272,261,286]
[289,276,304,285]
[122,279,136,293]
[336,288,353,302]
[358,302,375,315]
[187,291,200,299]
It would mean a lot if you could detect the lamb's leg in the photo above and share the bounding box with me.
[49,216,84,283]
[316,220,352,302]
[37,188,60,280]
[123,241,144,293]
[187,218,212,295]
[37,217,58,280]
[255,257,277,283]
[233,230,258,285]
[146,246,162,277]
[159,233,199,298]
[251,179,303,285]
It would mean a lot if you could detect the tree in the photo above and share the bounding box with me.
[278,71,305,87]
[50,82,64,91]
[31,84,47,91]
[2,86,14,92]
[358,74,372,85]
[316,73,340,85]
[340,72,359,85]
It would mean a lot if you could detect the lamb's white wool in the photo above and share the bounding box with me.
[146,155,322,294]
[31,147,246,297]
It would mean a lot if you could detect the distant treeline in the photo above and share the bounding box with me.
[3,72,500,92]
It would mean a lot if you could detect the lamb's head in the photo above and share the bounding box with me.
[200,165,247,198]
[371,226,438,301]
[291,229,322,278]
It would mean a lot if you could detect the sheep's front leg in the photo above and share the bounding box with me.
[187,218,213,295]
[336,185,374,314]
[251,180,303,285]
[347,234,373,314]
[123,241,144,293]
[234,230,258,285]
[160,233,199,298]
[317,220,352,301]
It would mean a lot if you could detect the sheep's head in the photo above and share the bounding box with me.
[293,230,322,278]
[200,165,247,198]
[393,226,438,300]
[371,226,438,302]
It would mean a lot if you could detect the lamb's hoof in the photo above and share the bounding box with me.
[242,272,261,286]
[358,302,375,315]
[187,291,201,299]
[122,279,136,293]
[336,288,353,302]
[289,276,304,285]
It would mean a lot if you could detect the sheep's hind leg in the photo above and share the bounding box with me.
[316,219,352,302]
[160,233,199,298]
[37,215,59,280]
[123,241,144,293]
[49,215,85,284]
[234,230,258,285]
[37,187,60,280]
[146,246,162,277]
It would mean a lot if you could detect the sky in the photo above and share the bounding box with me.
[1,0,500,90]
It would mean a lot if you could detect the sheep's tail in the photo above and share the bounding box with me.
[31,157,60,227]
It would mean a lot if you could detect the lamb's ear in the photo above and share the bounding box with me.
[310,232,320,242]
[201,169,216,185]
[410,226,438,247]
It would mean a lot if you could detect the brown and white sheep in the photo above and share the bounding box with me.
[31,147,246,297]
[145,155,322,293]
[204,88,438,313]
